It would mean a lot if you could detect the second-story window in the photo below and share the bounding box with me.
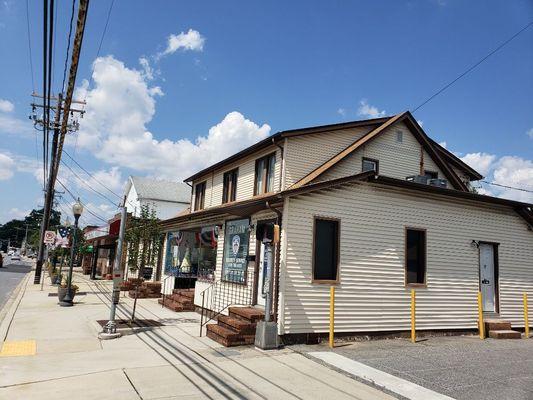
[254,153,276,195]
[222,168,238,203]
[194,181,206,211]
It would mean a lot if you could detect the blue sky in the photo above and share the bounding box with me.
[0,0,532,225]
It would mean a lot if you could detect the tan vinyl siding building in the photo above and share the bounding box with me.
[279,181,533,335]
[191,146,282,209]
[283,126,375,187]
[319,122,445,183]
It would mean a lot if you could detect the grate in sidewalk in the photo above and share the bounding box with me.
[96,319,165,328]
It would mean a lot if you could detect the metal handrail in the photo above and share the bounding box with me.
[199,269,255,336]
[161,275,174,307]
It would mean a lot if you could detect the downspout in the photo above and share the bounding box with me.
[186,181,193,213]
[272,138,285,192]
[266,200,282,322]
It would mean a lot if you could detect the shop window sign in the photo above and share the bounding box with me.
[222,218,250,283]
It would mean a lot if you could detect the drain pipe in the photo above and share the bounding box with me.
[266,200,283,323]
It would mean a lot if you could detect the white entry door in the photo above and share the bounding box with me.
[479,243,496,313]
[255,241,267,307]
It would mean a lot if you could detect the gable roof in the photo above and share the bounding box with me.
[183,116,389,182]
[290,111,469,191]
[430,139,483,180]
[127,176,190,203]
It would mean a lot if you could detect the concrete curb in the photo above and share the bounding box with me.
[291,347,407,400]
[0,271,32,341]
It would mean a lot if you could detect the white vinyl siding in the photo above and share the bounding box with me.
[319,122,446,183]
[280,182,533,335]
[284,126,375,187]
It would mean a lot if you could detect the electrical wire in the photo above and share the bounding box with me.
[481,180,533,194]
[62,150,122,200]
[25,0,35,92]
[42,0,48,188]
[60,159,119,206]
[62,0,76,94]
[83,0,115,101]
[412,21,533,113]
[56,179,113,224]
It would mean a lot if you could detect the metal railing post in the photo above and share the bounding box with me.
[524,292,529,339]
[411,289,416,344]
[478,292,485,339]
[329,286,335,348]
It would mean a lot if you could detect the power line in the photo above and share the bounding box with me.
[62,0,76,94]
[412,21,533,113]
[481,180,533,194]
[25,0,35,92]
[62,150,122,200]
[42,0,48,187]
[56,179,112,224]
[60,159,119,206]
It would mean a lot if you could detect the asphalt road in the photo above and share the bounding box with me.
[0,257,32,309]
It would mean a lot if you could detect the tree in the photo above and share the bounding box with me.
[0,208,61,251]
[125,204,162,277]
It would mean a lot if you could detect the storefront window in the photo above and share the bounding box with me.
[164,227,218,281]
[222,218,250,283]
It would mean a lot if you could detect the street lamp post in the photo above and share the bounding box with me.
[59,199,83,307]
[57,218,71,286]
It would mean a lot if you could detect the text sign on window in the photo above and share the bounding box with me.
[222,218,250,283]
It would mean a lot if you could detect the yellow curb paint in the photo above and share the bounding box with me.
[0,340,36,357]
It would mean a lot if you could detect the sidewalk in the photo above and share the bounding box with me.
[0,271,393,400]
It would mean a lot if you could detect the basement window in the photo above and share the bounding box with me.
[405,228,426,285]
[312,218,340,283]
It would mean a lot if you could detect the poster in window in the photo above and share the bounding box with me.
[222,218,250,283]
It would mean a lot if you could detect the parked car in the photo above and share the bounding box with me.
[11,253,21,261]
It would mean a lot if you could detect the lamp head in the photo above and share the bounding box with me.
[72,198,84,218]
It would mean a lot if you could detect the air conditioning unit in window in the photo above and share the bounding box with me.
[406,175,428,185]
[428,178,447,188]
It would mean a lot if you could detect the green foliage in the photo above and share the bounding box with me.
[125,204,162,274]
[0,208,61,250]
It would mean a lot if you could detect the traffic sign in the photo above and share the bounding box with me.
[43,230,56,244]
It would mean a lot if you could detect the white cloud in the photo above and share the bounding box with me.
[460,151,533,203]
[357,99,386,119]
[158,29,205,58]
[460,152,497,176]
[438,141,447,149]
[0,152,14,180]
[4,208,30,222]
[139,57,154,81]
[92,167,124,193]
[75,56,270,181]
[527,128,533,140]
[337,108,346,117]
[0,98,14,113]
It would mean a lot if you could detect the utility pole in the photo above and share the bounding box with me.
[33,0,90,284]
[99,198,127,339]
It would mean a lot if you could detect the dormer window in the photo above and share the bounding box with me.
[222,168,238,203]
[362,157,379,174]
[254,153,276,195]
[194,181,206,211]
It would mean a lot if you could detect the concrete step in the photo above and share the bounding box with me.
[228,307,265,323]
[218,315,257,335]
[488,330,522,339]
[485,319,512,331]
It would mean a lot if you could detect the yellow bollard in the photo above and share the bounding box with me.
[410,289,416,343]
[478,292,485,339]
[329,286,335,348]
[524,293,530,339]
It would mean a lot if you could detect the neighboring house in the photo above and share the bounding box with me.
[124,176,190,220]
[159,111,533,345]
